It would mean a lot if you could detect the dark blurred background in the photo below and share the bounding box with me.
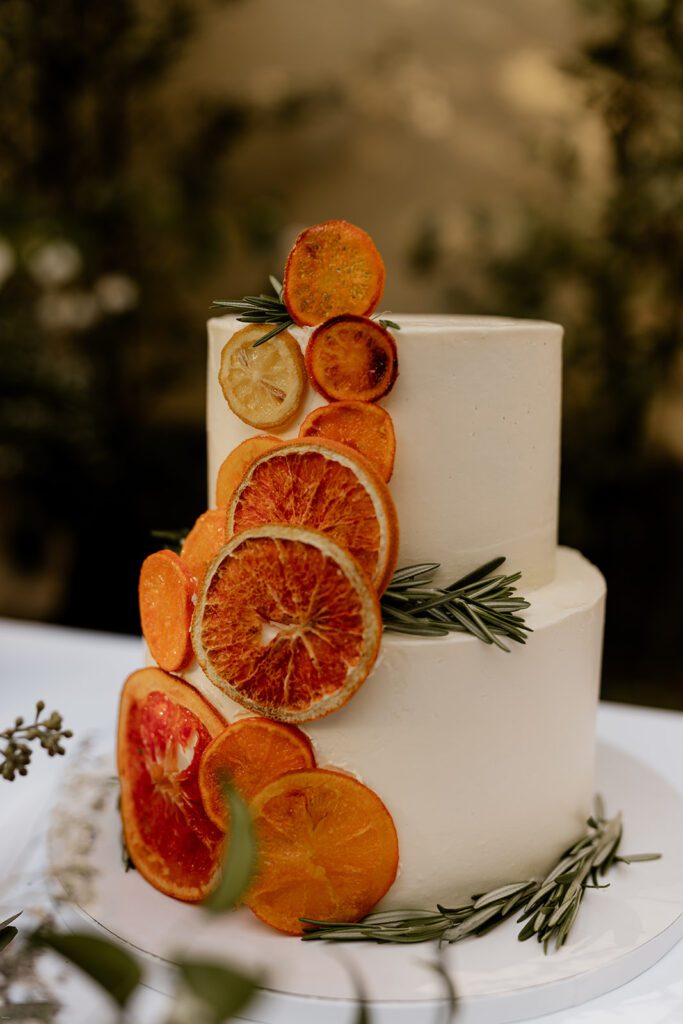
[1,0,682,709]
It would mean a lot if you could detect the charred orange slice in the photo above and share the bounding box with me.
[283,220,385,327]
[180,509,226,587]
[219,325,306,430]
[139,550,196,672]
[299,401,396,482]
[305,315,398,403]
[246,769,399,934]
[117,668,226,901]
[192,524,382,723]
[226,438,398,594]
[199,718,316,830]
[214,435,280,508]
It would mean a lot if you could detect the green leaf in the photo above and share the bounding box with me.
[0,911,22,931]
[0,926,19,952]
[377,318,401,331]
[32,931,142,1008]
[204,779,258,914]
[423,953,458,1022]
[176,958,261,1024]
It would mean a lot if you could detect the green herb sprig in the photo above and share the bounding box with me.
[212,276,293,347]
[1,702,73,781]
[301,798,661,953]
[381,557,531,651]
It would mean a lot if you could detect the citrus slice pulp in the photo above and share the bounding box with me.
[305,315,398,403]
[215,435,280,508]
[192,524,382,723]
[219,324,306,429]
[198,718,316,830]
[299,401,396,482]
[226,438,398,594]
[246,768,399,934]
[117,668,226,901]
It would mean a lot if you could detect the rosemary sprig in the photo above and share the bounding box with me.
[301,799,661,952]
[381,557,532,651]
[1,702,73,781]
[212,276,294,347]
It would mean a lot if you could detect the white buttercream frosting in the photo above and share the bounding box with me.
[207,314,562,588]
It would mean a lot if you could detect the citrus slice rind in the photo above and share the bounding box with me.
[117,668,226,902]
[226,437,399,595]
[192,524,383,723]
[198,718,316,830]
[305,315,398,403]
[298,400,396,482]
[218,324,306,430]
[245,768,399,935]
[138,549,196,672]
[283,220,386,327]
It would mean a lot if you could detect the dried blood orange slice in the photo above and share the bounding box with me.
[305,315,398,403]
[283,220,386,327]
[192,524,382,723]
[226,438,398,594]
[299,401,396,482]
[117,668,226,901]
[139,549,196,672]
[214,435,280,508]
[180,509,226,586]
[219,324,306,430]
[199,718,316,830]
[245,769,399,935]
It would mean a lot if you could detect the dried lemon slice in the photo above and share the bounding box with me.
[219,324,306,429]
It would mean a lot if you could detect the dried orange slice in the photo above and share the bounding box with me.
[117,668,226,901]
[219,324,306,430]
[283,220,386,327]
[215,435,280,508]
[199,718,316,830]
[180,509,226,586]
[245,769,399,934]
[305,315,398,403]
[299,401,396,482]
[139,549,196,672]
[192,524,382,723]
[226,438,398,594]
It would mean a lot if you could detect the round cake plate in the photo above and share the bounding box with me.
[48,738,683,1024]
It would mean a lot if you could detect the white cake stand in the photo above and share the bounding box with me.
[48,737,683,1024]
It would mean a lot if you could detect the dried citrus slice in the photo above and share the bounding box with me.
[192,524,382,723]
[219,324,306,430]
[299,401,396,482]
[180,509,226,586]
[215,435,280,508]
[226,438,398,594]
[305,315,398,403]
[283,220,386,327]
[199,718,316,830]
[117,668,226,901]
[245,769,399,934]
[139,549,196,672]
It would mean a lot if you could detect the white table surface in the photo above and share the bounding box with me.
[1,617,682,1024]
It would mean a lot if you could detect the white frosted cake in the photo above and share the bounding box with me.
[171,312,605,909]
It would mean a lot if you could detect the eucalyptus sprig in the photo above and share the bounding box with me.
[212,276,294,347]
[381,556,531,651]
[302,798,661,953]
[1,702,73,781]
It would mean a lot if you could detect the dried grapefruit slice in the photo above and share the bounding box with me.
[180,509,226,586]
[283,220,385,327]
[192,524,382,723]
[226,438,398,594]
[299,401,396,482]
[117,668,226,901]
[305,315,398,403]
[245,769,399,935]
[139,549,196,672]
[219,324,306,430]
[215,435,280,508]
[199,718,316,830]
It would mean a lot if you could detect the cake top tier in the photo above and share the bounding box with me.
[206,313,562,589]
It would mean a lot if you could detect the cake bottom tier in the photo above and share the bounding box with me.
[168,546,605,910]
